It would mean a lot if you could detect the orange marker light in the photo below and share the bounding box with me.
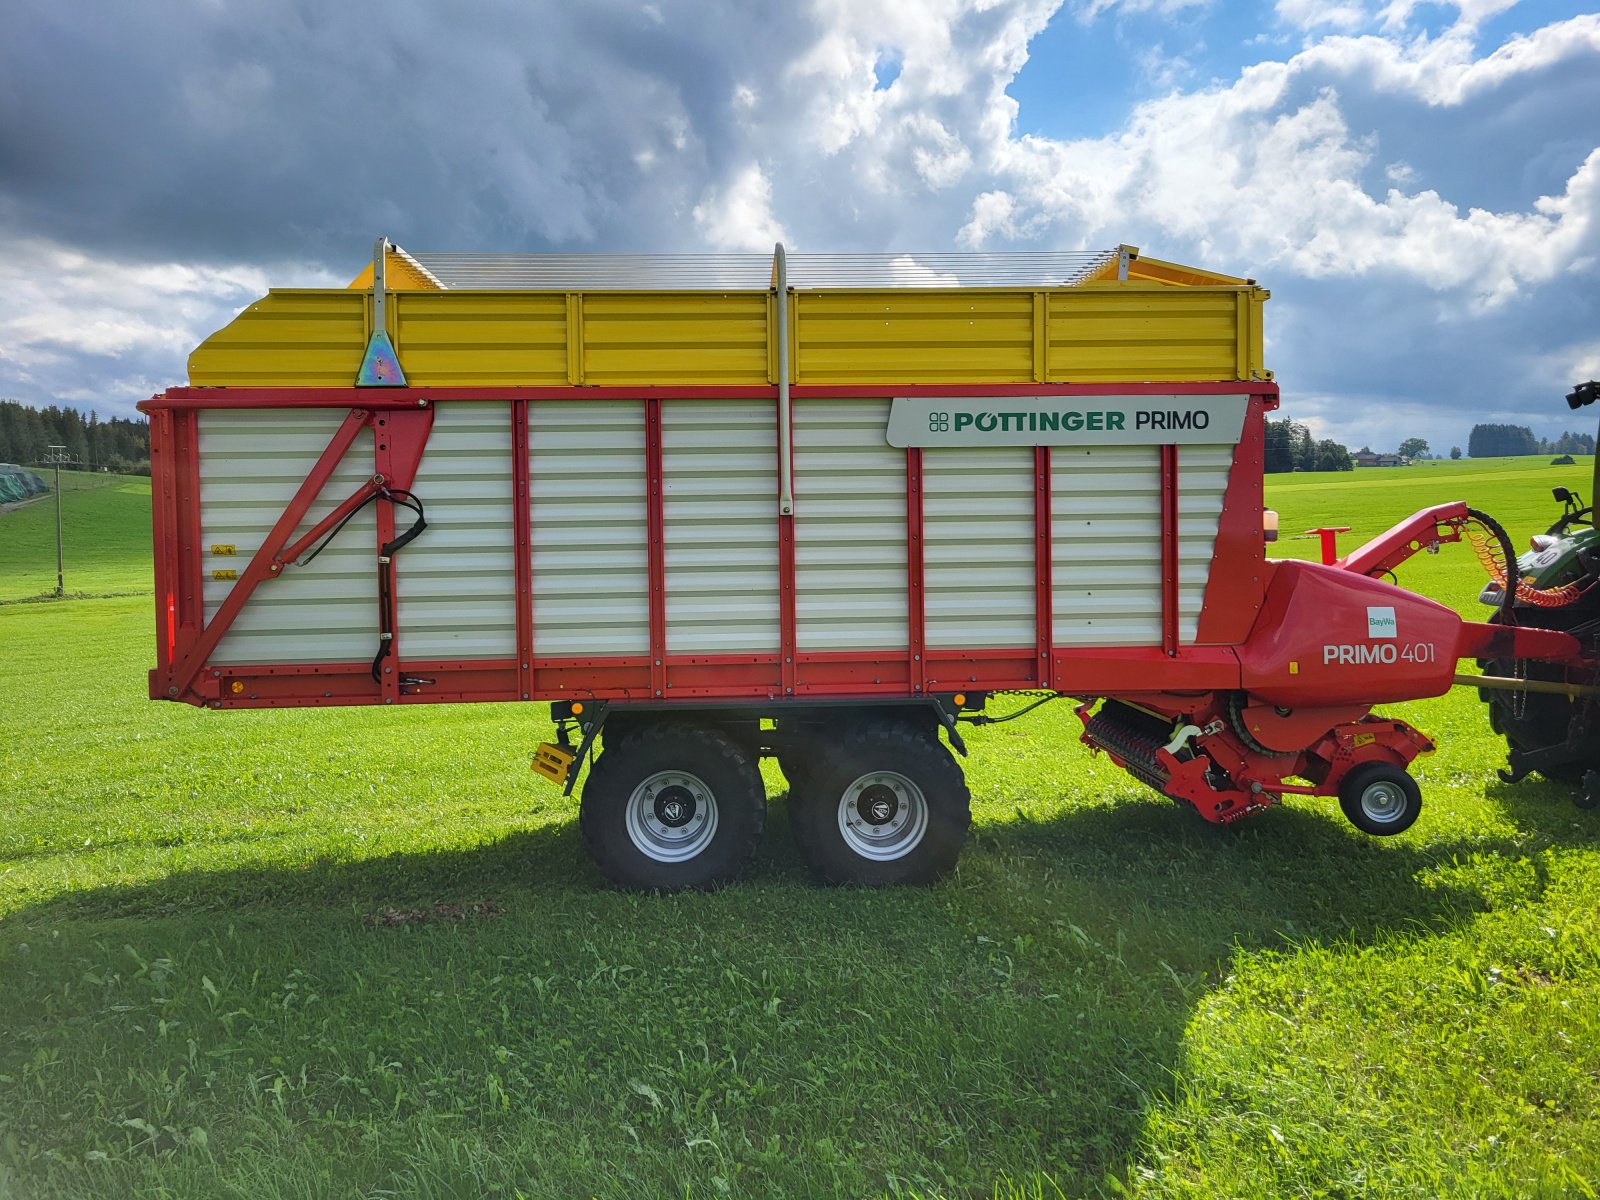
[953,693,967,707]
[571,701,585,715]
[230,681,245,694]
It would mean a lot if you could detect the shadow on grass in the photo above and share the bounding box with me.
[0,787,1584,1198]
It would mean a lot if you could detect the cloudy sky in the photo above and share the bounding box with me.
[2,0,1597,453]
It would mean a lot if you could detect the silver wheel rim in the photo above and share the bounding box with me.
[625,770,718,862]
[1360,779,1407,824]
[837,770,929,861]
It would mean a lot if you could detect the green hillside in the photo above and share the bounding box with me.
[0,470,152,601]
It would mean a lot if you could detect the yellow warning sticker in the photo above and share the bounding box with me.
[212,569,238,581]
[210,544,236,556]
[1353,732,1376,748]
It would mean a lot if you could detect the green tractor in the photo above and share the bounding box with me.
[1478,379,1600,805]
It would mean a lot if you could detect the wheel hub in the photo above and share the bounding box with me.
[1361,780,1406,821]
[838,770,929,861]
[626,771,718,863]
[654,785,696,828]
[858,783,900,826]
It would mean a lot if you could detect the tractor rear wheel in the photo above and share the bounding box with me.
[1481,658,1596,784]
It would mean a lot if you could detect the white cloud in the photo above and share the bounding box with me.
[1276,0,1371,32]
[0,239,337,413]
[692,165,789,250]
[1378,0,1518,32]
[959,17,1600,317]
[1080,0,1211,20]
[0,0,1595,452]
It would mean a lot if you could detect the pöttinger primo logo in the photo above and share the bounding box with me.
[1367,606,1397,639]
[928,411,950,432]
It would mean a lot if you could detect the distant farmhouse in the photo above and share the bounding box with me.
[1354,452,1409,467]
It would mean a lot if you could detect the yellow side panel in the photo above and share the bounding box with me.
[579,293,770,385]
[795,291,1034,384]
[188,291,366,387]
[395,292,568,386]
[1047,288,1256,381]
[185,272,1268,389]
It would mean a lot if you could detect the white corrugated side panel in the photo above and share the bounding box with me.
[1052,447,1162,646]
[662,400,780,653]
[923,447,1036,648]
[199,410,378,665]
[794,398,908,651]
[396,402,517,661]
[530,400,649,656]
[1177,444,1233,643]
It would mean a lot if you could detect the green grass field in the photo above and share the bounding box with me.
[0,469,153,602]
[2,459,1598,1198]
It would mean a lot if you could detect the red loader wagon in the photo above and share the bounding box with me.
[140,239,1598,890]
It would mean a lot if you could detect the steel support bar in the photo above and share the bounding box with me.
[907,448,926,695]
[1034,446,1053,689]
[773,242,793,516]
[1456,672,1600,698]
[646,397,667,699]
[278,476,385,564]
[1159,444,1180,656]
[513,400,534,702]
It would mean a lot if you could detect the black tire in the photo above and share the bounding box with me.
[791,726,971,885]
[776,753,816,795]
[1338,761,1422,836]
[1482,658,1591,783]
[777,713,935,797]
[579,725,765,891]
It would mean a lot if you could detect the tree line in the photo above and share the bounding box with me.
[1264,418,1352,473]
[1467,423,1595,458]
[0,400,150,475]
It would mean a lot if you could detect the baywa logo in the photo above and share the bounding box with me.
[1367,606,1397,639]
[928,411,951,432]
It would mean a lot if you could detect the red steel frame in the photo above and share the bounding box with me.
[140,382,1280,710]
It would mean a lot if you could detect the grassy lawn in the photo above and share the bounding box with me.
[1,457,1598,1197]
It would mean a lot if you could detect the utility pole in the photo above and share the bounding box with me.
[44,444,67,597]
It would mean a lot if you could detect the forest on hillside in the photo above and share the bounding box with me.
[0,400,150,474]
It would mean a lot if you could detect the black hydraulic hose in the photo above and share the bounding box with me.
[963,694,1061,726]
[1466,506,1520,625]
[380,488,428,556]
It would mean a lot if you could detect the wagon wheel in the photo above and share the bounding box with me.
[790,725,970,886]
[580,725,765,891]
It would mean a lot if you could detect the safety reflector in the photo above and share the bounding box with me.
[532,742,576,785]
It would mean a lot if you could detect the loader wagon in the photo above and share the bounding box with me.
[140,239,1595,890]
